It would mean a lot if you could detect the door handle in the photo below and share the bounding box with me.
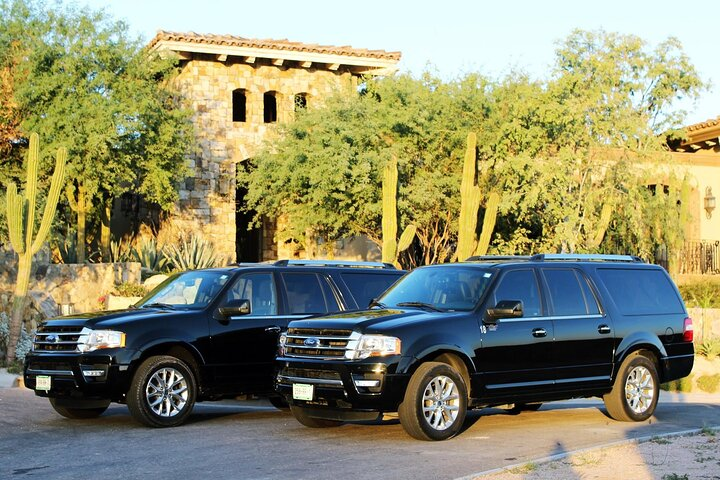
[597,325,611,335]
[532,328,547,338]
[265,326,281,334]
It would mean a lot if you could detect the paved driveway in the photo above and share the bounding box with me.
[1,388,719,480]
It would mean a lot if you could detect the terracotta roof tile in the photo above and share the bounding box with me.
[148,30,401,61]
[686,116,720,132]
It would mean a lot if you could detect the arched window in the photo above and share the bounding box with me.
[264,91,277,123]
[232,89,246,122]
[294,93,308,112]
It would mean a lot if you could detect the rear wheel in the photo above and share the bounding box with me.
[398,362,467,441]
[290,405,342,428]
[127,355,197,428]
[49,398,110,419]
[603,352,659,422]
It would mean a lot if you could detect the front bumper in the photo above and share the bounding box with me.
[276,356,410,419]
[24,350,135,402]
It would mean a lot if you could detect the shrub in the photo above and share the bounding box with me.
[678,281,720,308]
[164,234,220,271]
[0,311,32,363]
[697,374,720,393]
[696,337,720,360]
[113,282,147,298]
[661,374,694,392]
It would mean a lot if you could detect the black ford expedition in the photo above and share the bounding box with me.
[277,254,695,440]
[24,260,404,427]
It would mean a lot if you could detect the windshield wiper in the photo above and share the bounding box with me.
[141,302,176,310]
[396,302,442,312]
[368,299,387,309]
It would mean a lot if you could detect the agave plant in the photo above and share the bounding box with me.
[110,238,134,263]
[131,237,168,273]
[164,234,220,271]
[697,337,720,361]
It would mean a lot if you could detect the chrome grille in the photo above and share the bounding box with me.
[33,325,86,352]
[284,328,356,359]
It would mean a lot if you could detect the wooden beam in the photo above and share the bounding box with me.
[300,61,312,68]
[177,51,192,60]
[691,143,702,150]
[328,63,340,71]
[272,58,284,66]
[242,56,256,64]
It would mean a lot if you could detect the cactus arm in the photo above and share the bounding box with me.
[474,192,500,257]
[6,183,26,254]
[397,224,416,253]
[31,147,67,254]
[457,132,482,261]
[23,133,40,254]
[588,203,612,249]
[382,156,399,264]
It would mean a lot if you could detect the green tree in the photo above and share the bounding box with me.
[1,0,192,261]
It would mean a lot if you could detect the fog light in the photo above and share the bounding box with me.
[354,379,381,388]
[82,370,105,377]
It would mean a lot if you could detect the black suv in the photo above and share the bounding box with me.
[277,254,695,440]
[24,260,404,427]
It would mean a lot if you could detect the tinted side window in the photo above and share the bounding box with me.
[340,273,401,309]
[281,273,331,314]
[543,269,599,316]
[492,269,542,317]
[597,268,684,315]
[225,273,277,316]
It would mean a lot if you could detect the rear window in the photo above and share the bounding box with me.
[340,272,402,309]
[597,268,684,315]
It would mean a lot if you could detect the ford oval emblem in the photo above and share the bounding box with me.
[304,337,319,347]
[46,334,58,343]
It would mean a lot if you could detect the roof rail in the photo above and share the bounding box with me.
[529,254,644,263]
[273,259,397,269]
[466,255,531,262]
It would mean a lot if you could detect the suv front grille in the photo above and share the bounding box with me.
[284,328,356,359]
[33,326,86,352]
[277,367,343,388]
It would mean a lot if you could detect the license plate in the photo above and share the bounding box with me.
[292,383,314,401]
[35,375,51,391]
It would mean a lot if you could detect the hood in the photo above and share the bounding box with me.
[42,307,193,329]
[288,307,464,333]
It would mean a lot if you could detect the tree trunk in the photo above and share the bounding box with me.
[77,185,86,263]
[100,196,111,261]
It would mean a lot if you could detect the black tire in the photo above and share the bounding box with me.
[127,355,197,428]
[290,405,342,428]
[507,403,542,414]
[603,352,659,422]
[49,398,110,419]
[398,362,468,441]
[268,395,289,410]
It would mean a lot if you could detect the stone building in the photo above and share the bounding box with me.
[147,31,401,262]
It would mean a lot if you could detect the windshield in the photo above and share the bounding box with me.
[378,266,493,312]
[136,270,232,310]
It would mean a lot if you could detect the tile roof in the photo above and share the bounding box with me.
[687,116,720,133]
[148,30,401,62]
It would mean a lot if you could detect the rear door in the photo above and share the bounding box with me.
[476,268,555,396]
[540,267,614,389]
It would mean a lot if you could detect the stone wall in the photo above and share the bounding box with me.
[0,249,140,327]
[172,55,358,262]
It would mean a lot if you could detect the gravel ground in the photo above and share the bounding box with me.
[475,429,720,480]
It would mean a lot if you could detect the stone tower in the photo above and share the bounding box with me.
[148,31,401,262]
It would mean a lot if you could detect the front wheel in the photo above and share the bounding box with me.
[127,355,197,428]
[49,398,110,419]
[398,362,467,441]
[603,352,659,422]
[290,405,342,428]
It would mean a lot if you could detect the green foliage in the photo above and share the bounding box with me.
[696,374,720,394]
[110,238,134,263]
[696,337,720,361]
[131,237,168,273]
[661,374,694,392]
[678,282,720,309]
[51,233,78,264]
[457,132,483,261]
[113,282,147,298]
[0,311,32,362]
[381,155,415,266]
[164,234,220,271]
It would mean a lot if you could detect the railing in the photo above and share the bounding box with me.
[676,241,720,275]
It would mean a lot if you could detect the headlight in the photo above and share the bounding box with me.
[77,330,126,352]
[346,334,401,360]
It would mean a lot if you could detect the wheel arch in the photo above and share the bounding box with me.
[614,334,665,382]
[409,347,476,399]
[128,341,206,391]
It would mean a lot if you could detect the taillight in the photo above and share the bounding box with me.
[682,317,693,342]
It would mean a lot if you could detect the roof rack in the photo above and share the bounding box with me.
[529,254,644,263]
[273,259,397,269]
[466,255,531,262]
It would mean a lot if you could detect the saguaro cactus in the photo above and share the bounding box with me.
[587,203,612,250]
[5,133,66,363]
[382,155,415,266]
[456,132,501,260]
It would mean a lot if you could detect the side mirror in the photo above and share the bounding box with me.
[218,299,251,318]
[485,300,523,324]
